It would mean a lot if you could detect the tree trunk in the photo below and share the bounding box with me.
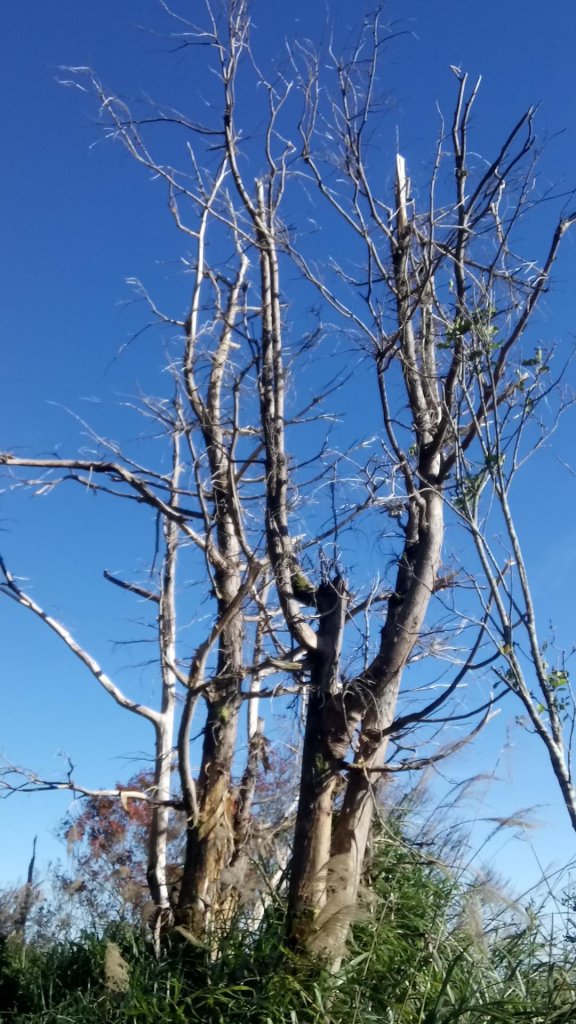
[177,692,240,933]
[231,715,265,864]
[329,478,444,953]
[147,716,175,918]
[12,837,37,943]
[147,448,179,930]
[286,578,354,945]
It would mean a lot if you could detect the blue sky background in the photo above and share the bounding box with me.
[2,0,576,905]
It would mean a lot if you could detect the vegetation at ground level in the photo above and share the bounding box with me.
[2,821,576,1023]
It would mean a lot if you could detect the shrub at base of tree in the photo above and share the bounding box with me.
[2,825,576,1024]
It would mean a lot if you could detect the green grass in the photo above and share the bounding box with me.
[2,832,576,1023]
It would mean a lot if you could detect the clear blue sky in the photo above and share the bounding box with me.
[2,0,576,903]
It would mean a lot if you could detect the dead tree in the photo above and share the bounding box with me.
[282,22,576,951]
[1,2,575,956]
[0,1,346,937]
[454,371,576,831]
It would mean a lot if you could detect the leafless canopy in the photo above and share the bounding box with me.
[1,1,575,953]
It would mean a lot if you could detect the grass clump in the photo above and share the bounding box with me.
[1,831,576,1023]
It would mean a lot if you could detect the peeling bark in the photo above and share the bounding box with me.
[178,693,241,932]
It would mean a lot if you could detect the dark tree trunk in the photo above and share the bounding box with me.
[286,577,355,944]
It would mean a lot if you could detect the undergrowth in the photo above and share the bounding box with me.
[2,830,576,1023]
